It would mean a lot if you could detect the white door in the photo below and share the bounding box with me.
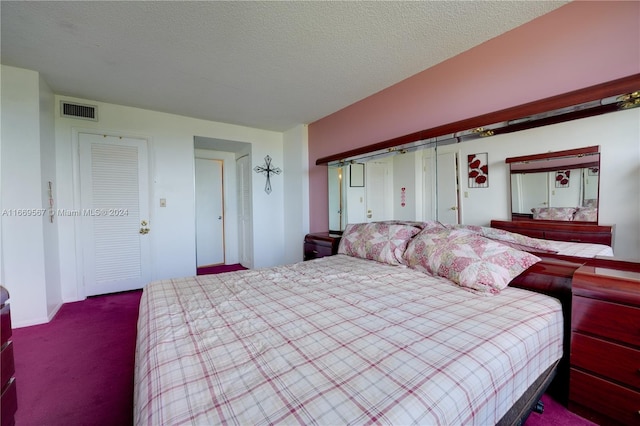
[436,151,460,225]
[195,158,224,266]
[236,155,253,268]
[365,162,391,222]
[79,133,150,296]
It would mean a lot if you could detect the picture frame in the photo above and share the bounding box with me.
[468,153,489,188]
[555,170,570,188]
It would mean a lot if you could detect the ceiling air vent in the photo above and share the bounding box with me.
[60,101,98,121]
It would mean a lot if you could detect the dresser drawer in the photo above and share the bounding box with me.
[570,368,640,426]
[0,377,17,426]
[0,304,11,347]
[303,233,341,261]
[572,296,640,347]
[304,242,334,260]
[0,341,14,388]
[571,333,640,390]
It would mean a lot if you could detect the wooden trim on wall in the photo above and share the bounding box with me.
[316,73,640,166]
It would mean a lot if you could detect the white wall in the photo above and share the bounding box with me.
[54,95,286,304]
[0,65,61,326]
[39,75,62,318]
[433,108,640,258]
[282,125,309,264]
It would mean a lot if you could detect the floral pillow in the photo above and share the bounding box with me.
[449,224,557,253]
[531,207,576,221]
[573,207,597,222]
[402,223,448,271]
[404,229,541,295]
[337,222,422,265]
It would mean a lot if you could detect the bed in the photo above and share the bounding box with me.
[134,221,611,425]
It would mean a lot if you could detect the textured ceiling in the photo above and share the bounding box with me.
[1,1,567,132]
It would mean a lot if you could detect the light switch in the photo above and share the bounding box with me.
[160,198,167,207]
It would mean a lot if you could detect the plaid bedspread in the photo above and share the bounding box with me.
[134,255,563,425]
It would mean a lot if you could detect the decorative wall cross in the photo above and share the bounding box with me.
[254,155,281,194]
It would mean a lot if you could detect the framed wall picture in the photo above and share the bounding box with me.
[468,153,489,188]
[350,163,364,187]
[555,170,570,188]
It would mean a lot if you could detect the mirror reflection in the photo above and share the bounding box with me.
[328,144,459,232]
[509,151,600,223]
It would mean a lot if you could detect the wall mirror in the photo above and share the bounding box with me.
[507,147,600,223]
[327,139,460,232]
[321,77,638,232]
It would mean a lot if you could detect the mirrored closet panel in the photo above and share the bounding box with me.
[327,139,462,232]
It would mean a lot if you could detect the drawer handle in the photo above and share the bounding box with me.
[312,250,318,254]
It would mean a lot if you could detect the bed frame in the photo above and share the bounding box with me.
[490,219,614,247]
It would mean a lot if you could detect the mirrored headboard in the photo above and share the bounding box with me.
[318,75,638,231]
[506,146,600,223]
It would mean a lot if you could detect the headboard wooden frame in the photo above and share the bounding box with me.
[490,219,614,247]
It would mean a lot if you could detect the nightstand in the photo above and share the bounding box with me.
[569,262,640,425]
[1,286,17,426]
[303,233,342,261]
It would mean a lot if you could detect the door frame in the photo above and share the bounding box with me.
[71,128,154,299]
[194,148,240,267]
[194,157,226,267]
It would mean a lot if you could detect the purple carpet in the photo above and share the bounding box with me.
[11,282,594,425]
[12,290,142,426]
[197,263,246,275]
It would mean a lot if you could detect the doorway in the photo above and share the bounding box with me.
[195,158,225,267]
[193,137,252,269]
[436,151,460,225]
[78,132,151,296]
[422,149,460,225]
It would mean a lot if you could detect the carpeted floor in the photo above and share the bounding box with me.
[12,289,142,426]
[11,271,595,426]
[196,262,247,275]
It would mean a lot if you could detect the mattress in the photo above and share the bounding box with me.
[134,255,563,425]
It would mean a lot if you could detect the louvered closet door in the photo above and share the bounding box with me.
[79,133,151,296]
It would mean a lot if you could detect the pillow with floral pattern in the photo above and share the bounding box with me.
[573,207,597,222]
[405,228,541,294]
[402,223,449,271]
[338,222,422,265]
[531,207,576,221]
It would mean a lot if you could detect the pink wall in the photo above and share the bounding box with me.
[307,1,640,232]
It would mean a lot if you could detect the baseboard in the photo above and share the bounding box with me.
[47,301,63,322]
[12,315,51,329]
[12,300,64,329]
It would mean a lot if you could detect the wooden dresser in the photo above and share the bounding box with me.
[1,286,17,426]
[303,233,342,261]
[569,261,640,425]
